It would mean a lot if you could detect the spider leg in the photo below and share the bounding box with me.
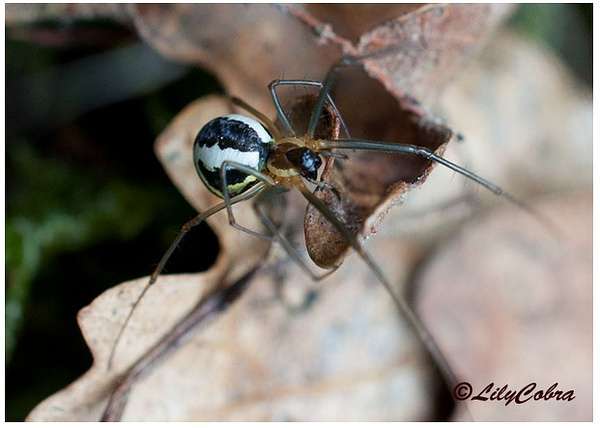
[102,263,262,421]
[253,186,337,281]
[320,150,348,160]
[102,184,333,419]
[220,161,278,240]
[268,79,351,138]
[302,175,341,199]
[306,56,357,139]
[229,96,282,140]
[220,162,336,280]
[296,181,460,406]
[319,138,562,237]
[107,184,265,370]
[267,80,295,136]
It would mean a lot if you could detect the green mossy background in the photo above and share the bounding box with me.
[4,4,592,421]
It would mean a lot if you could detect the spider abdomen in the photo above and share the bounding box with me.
[193,114,273,197]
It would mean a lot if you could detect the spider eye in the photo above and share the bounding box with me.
[285,147,322,180]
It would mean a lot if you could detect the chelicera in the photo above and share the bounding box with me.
[106,52,551,417]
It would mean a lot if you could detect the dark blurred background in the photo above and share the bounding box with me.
[4,4,592,421]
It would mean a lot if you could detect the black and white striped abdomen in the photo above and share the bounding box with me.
[193,114,273,198]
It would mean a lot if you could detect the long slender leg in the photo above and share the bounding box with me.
[221,161,340,280]
[220,161,277,240]
[267,80,295,136]
[268,79,351,138]
[306,57,357,139]
[102,262,261,421]
[221,163,337,280]
[299,172,335,190]
[222,162,340,280]
[319,138,562,237]
[253,186,337,281]
[229,96,282,140]
[296,181,462,412]
[320,150,348,160]
[106,184,265,370]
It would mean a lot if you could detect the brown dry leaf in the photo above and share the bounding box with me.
[26,6,592,423]
[28,238,441,421]
[25,84,440,422]
[130,4,512,111]
[26,259,230,421]
[304,105,452,268]
[377,31,592,243]
[416,192,592,421]
[439,32,592,196]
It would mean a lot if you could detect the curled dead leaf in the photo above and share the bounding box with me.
[304,97,453,268]
[130,4,513,111]
[130,3,512,267]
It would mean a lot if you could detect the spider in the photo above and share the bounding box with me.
[106,51,550,418]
